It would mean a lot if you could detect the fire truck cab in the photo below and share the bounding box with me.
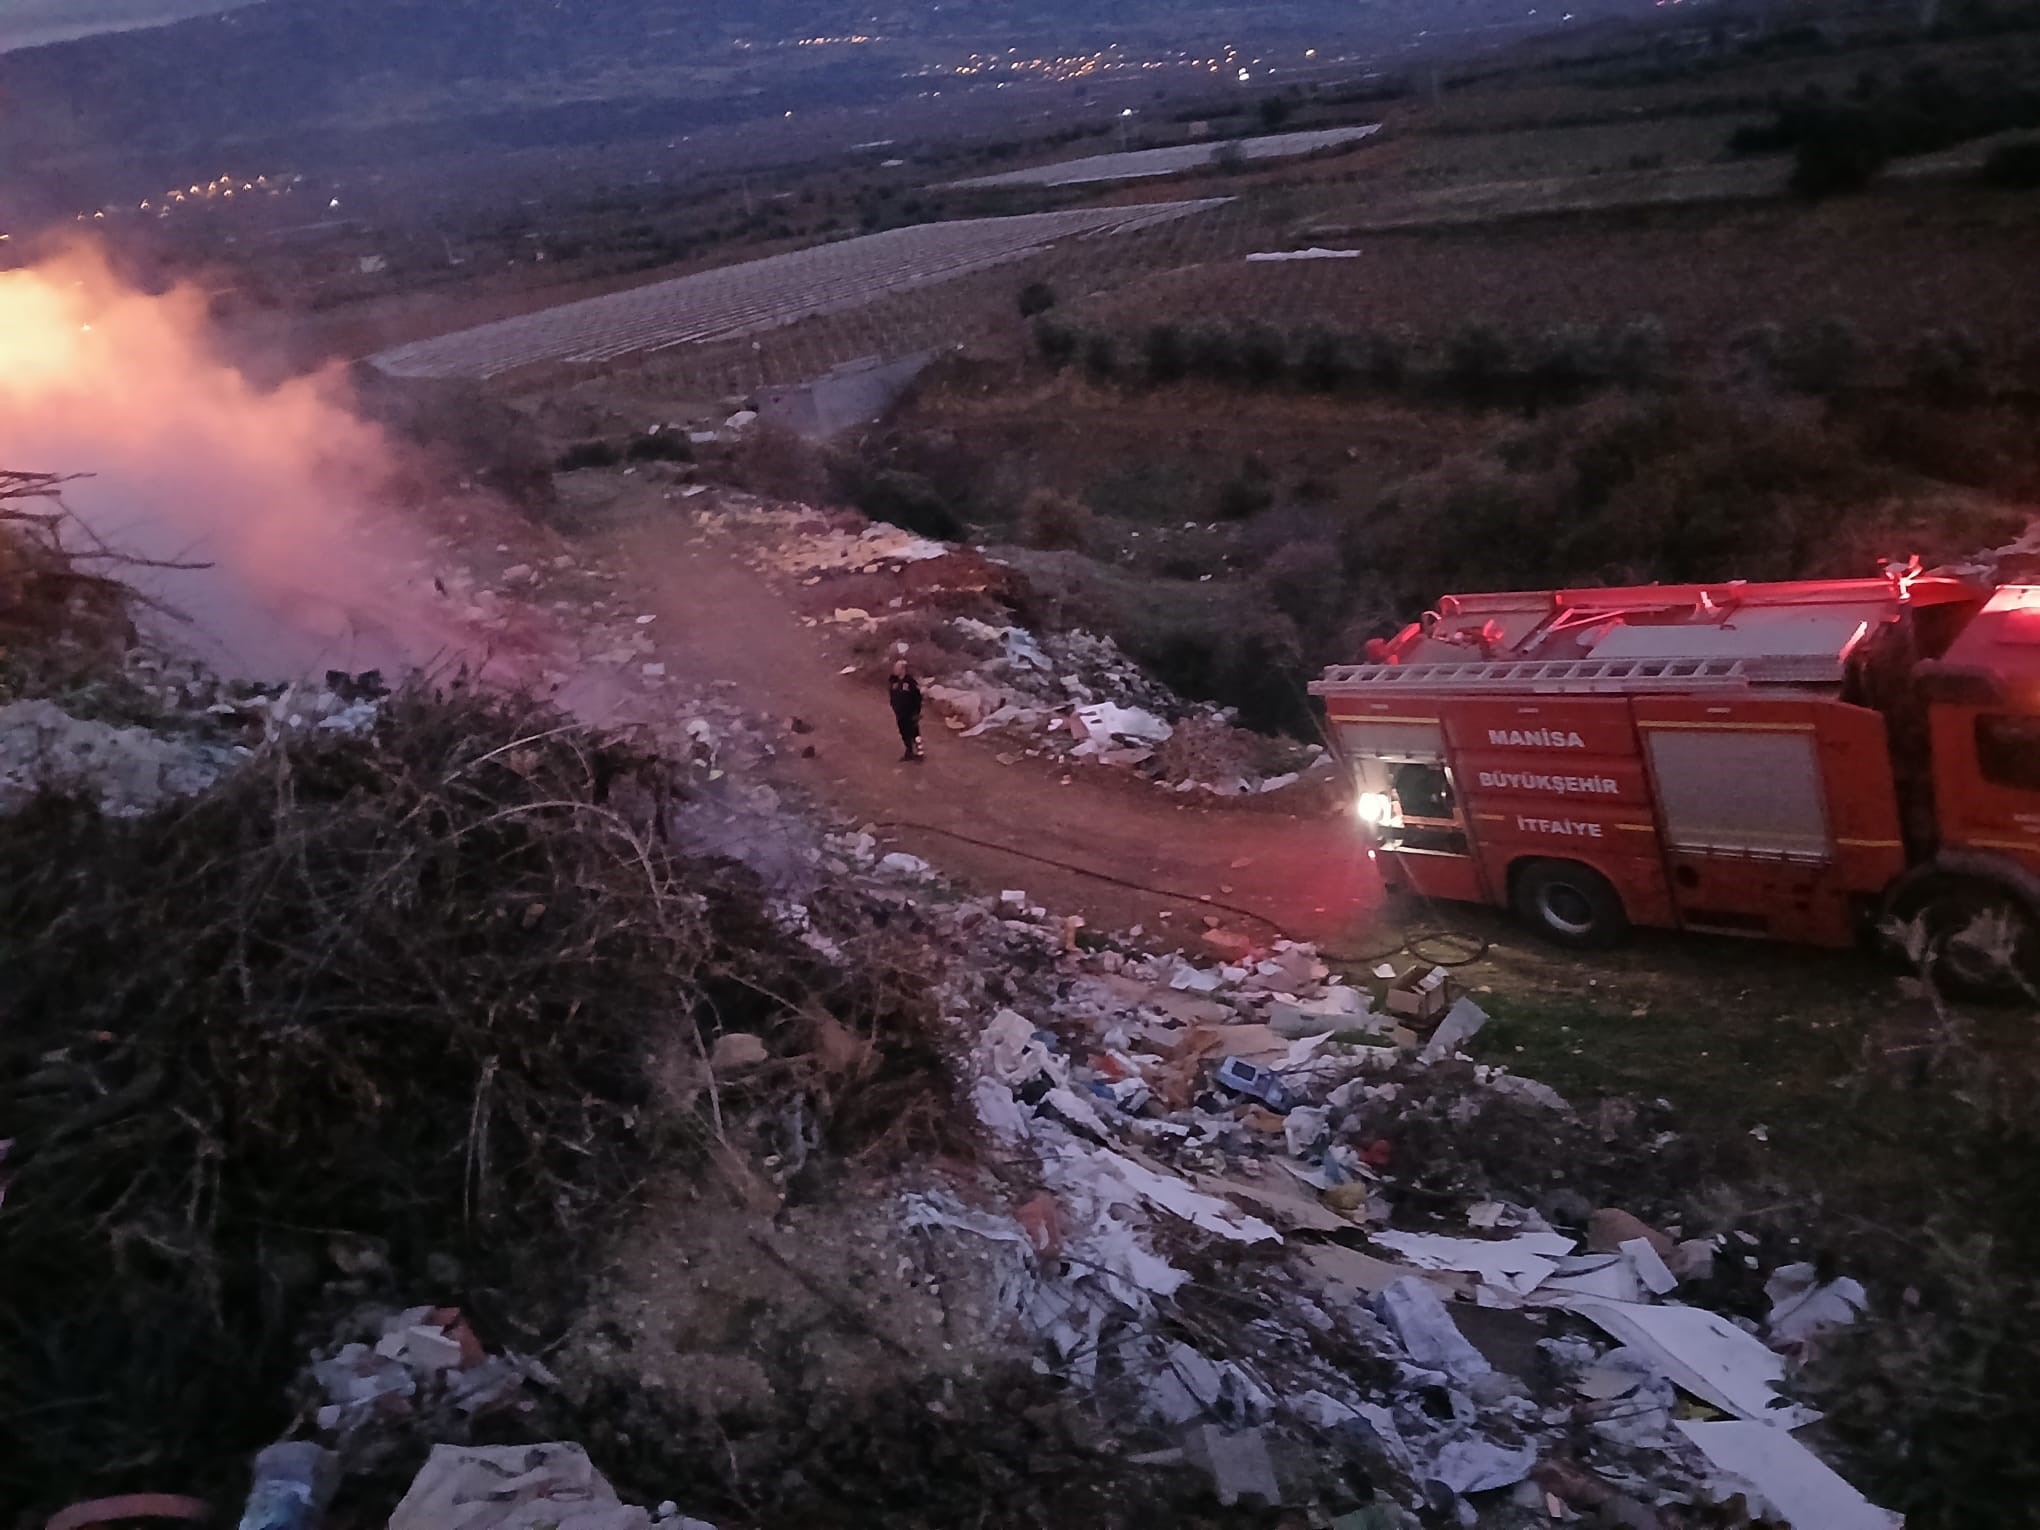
[1311,572,2040,984]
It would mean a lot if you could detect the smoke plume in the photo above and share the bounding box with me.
[0,246,451,679]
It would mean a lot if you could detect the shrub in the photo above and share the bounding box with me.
[1186,326,1243,380]
[1018,488,1094,551]
[1259,95,1295,131]
[850,468,964,541]
[1982,137,2040,188]
[1213,139,1249,173]
[1033,317,1078,369]
[1604,316,1672,388]
[1017,280,1058,318]
[736,423,833,504]
[623,430,693,463]
[1779,317,1870,394]
[1082,332,1120,383]
[1358,329,1412,389]
[1215,456,1276,520]
[1296,328,1355,392]
[555,439,622,471]
[1903,327,1988,404]
[1443,322,1514,396]
[1143,323,1190,384]
[1792,121,1890,197]
[1238,324,1290,387]
[1256,538,1346,638]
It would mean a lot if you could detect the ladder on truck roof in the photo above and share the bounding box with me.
[1310,651,1849,697]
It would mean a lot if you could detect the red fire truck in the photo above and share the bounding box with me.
[1310,570,2040,985]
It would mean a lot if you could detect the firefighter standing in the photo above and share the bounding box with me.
[888,661,925,762]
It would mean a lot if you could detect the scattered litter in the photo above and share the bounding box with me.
[1765,1262,1868,1349]
[1429,1436,1537,1496]
[237,1442,335,1530]
[388,1443,676,1530]
[1377,1276,1489,1383]
[1621,1237,1680,1296]
[1417,997,1488,1064]
[1184,1425,1282,1507]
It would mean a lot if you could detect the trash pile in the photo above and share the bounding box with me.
[852,842,1899,1529]
[0,666,389,818]
[273,1304,723,1530]
[691,493,1329,796]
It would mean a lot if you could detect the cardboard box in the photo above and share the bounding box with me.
[1384,964,1454,1022]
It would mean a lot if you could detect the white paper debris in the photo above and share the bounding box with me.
[1676,1421,1903,1530]
[1372,1230,1575,1295]
[1573,1301,1817,1428]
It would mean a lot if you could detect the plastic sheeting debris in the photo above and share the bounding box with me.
[387,1443,656,1530]
[1377,1277,1490,1383]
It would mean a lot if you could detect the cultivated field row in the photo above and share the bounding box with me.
[370,201,1227,381]
[940,125,1381,189]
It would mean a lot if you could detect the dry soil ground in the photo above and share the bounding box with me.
[583,478,1389,948]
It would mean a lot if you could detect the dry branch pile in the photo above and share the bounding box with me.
[0,470,138,665]
[0,684,950,1514]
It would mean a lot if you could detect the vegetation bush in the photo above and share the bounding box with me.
[1082,332,1120,383]
[1256,538,1347,640]
[1902,327,1988,405]
[1017,280,1057,319]
[1032,317,1077,369]
[1017,488,1094,551]
[623,430,693,463]
[732,423,834,505]
[1777,317,1871,395]
[1214,456,1276,520]
[1238,324,1291,387]
[1443,321,1514,397]
[0,688,954,1511]
[1982,136,2040,188]
[556,439,623,471]
[1296,328,1355,392]
[1790,114,1891,197]
[842,466,965,542]
[1143,323,1189,384]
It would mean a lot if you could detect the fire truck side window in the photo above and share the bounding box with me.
[1394,763,1457,822]
[1976,714,2040,793]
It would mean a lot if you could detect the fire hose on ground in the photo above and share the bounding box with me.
[867,816,1490,970]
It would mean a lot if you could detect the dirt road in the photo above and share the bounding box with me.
[594,497,1387,950]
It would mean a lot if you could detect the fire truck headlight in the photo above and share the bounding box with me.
[1355,791,1393,826]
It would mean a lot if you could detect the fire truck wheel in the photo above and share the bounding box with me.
[1513,860,1627,948]
[1893,876,2039,999]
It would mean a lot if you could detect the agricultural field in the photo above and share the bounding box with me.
[1061,182,2040,352]
[370,199,1227,381]
[940,123,1382,189]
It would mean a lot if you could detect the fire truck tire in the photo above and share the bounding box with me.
[1888,874,2039,999]
[1512,860,1627,949]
